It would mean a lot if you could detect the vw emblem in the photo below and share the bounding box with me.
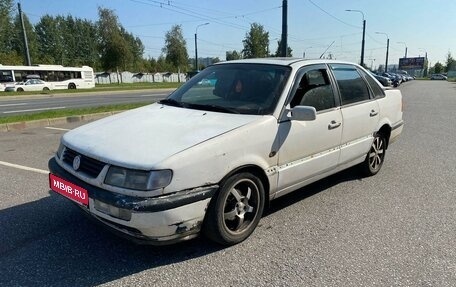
[73,155,81,171]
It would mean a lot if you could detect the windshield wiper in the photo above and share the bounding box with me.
[159,98,183,107]
[186,103,240,114]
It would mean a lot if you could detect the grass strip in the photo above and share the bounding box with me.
[0,102,150,124]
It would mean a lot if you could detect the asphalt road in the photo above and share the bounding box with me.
[0,89,173,117]
[1,80,455,286]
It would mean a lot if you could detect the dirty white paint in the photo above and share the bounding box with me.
[52,59,404,244]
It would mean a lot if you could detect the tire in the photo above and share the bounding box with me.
[43,87,50,91]
[203,172,265,245]
[361,133,386,176]
[17,88,24,92]
[68,83,76,89]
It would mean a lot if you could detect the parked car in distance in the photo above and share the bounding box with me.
[4,79,52,92]
[370,71,392,87]
[382,72,401,87]
[430,74,447,80]
[396,71,414,82]
[49,58,404,246]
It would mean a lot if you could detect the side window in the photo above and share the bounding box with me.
[330,64,370,106]
[290,69,335,111]
[358,69,385,99]
[0,70,13,83]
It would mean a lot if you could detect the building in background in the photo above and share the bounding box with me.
[398,57,427,77]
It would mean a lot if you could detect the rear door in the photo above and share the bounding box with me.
[329,64,380,165]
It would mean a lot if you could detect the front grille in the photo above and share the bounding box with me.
[62,147,106,178]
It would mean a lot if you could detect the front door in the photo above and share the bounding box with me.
[276,65,342,194]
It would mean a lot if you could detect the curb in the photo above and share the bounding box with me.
[1,112,115,132]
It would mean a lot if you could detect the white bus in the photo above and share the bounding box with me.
[0,64,95,91]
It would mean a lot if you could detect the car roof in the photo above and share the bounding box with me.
[214,58,362,69]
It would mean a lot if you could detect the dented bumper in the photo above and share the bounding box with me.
[48,158,218,244]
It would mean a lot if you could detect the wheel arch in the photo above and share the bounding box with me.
[202,164,269,245]
[219,164,271,205]
[377,124,392,149]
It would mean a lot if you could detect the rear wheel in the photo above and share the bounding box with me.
[43,87,50,91]
[17,88,24,92]
[68,83,76,89]
[361,133,386,176]
[203,172,265,245]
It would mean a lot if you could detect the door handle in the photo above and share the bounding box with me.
[328,120,341,130]
[370,110,379,117]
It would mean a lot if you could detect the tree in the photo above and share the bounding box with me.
[35,15,64,64]
[242,23,269,58]
[433,62,444,74]
[0,0,21,64]
[0,0,14,51]
[273,39,292,57]
[445,52,455,72]
[36,14,100,67]
[121,27,145,71]
[226,50,242,61]
[162,25,189,72]
[71,17,99,67]
[97,7,133,72]
[156,55,174,72]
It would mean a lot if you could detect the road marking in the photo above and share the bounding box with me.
[0,160,49,175]
[2,106,66,114]
[45,127,70,131]
[140,94,167,97]
[0,103,28,107]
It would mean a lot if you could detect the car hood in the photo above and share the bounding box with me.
[62,103,260,169]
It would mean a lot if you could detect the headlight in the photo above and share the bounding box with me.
[104,166,172,191]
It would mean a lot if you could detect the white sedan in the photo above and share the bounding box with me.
[49,58,404,246]
[5,79,52,92]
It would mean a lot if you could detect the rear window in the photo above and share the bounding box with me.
[359,69,385,98]
[330,64,370,106]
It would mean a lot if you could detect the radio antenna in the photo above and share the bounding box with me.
[320,41,335,59]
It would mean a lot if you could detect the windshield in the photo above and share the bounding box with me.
[163,63,291,115]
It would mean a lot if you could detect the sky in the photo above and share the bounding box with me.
[16,0,456,69]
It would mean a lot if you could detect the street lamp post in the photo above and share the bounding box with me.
[397,41,407,58]
[376,32,389,73]
[194,22,209,71]
[368,58,375,70]
[345,9,365,67]
[303,46,312,59]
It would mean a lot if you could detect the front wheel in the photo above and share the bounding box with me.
[361,133,386,176]
[203,172,265,245]
[68,83,76,89]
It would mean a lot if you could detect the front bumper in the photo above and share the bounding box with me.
[48,157,218,244]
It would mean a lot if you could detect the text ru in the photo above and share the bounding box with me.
[53,179,86,199]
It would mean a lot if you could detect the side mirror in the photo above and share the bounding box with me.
[291,106,317,121]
